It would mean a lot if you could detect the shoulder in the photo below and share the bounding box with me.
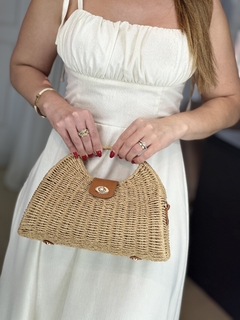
[210,0,229,34]
[201,0,239,100]
[211,0,226,21]
[26,0,64,25]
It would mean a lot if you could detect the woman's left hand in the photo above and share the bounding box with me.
[111,116,186,163]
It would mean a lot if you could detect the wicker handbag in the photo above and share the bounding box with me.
[18,149,170,261]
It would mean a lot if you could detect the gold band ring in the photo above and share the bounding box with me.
[78,128,89,138]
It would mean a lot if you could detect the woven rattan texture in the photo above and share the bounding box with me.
[18,154,170,261]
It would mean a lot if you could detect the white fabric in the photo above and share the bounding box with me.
[0,0,194,319]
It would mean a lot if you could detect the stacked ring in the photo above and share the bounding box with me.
[138,140,148,150]
[78,128,89,138]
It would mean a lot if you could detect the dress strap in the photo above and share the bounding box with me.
[55,0,70,45]
[59,0,70,28]
[59,0,82,27]
[78,0,83,9]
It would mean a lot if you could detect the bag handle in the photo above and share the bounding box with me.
[102,146,112,151]
[94,147,149,186]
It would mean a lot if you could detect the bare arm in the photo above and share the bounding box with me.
[10,0,62,103]
[10,0,102,159]
[178,0,240,140]
[112,0,240,163]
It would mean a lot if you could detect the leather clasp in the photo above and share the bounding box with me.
[89,178,118,199]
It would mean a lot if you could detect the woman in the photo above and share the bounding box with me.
[0,0,239,319]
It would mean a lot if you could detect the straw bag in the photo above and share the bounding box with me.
[18,149,170,261]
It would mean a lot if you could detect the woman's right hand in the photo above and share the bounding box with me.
[9,0,103,160]
[41,92,102,159]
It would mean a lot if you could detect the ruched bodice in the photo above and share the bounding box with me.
[0,1,194,319]
[56,9,193,87]
[55,8,193,130]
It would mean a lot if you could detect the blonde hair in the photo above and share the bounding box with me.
[174,0,217,92]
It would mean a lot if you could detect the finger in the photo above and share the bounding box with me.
[69,109,101,157]
[68,125,89,158]
[125,139,150,161]
[131,146,154,164]
[76,128,94,157]
[112,128,138,158]
[84,116,102,156]
[67,110,93,156]
[118,133,150,161]
[75,109,102,155]
[112,120,138,148]
[53,117,82,157]
[57,128,83,158]
[112,118,146,157]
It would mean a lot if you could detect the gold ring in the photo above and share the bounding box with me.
[138,140,147,150]
[78,128,89,138]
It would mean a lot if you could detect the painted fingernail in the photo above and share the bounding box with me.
[131,160,136,164]
[73,152,79,159]
[96,150,102,157]
[110,150,115,158]
[82,155,88,161]
[88,153,94,158]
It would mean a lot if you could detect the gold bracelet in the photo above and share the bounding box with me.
[34,87,56,118]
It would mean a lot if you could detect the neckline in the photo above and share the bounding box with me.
[65,8,183,32]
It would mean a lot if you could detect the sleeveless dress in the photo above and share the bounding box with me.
[0,0,194,319]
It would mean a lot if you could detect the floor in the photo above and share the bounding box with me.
[0,168,233,320]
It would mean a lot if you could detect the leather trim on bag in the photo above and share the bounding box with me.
[89,178,118,199]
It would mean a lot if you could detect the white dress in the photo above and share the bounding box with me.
[0,0,194,319]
